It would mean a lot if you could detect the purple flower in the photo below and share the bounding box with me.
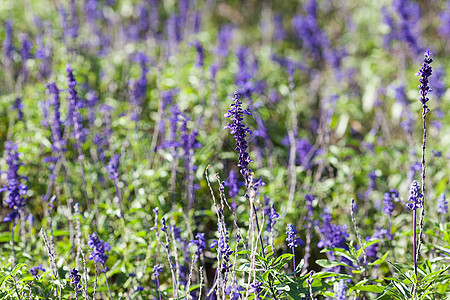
[318,209,349,250]
[392,0,422,54]
[438,2,450,38]
[130,53,149,121]
[69,0,79,39]
[20,35,33,82]
[383,189,398,216]
[365,227,388,261]
[11,97,24,121]
[416,51,433,110]
[406,180,423,211]
[250,281,263,300]
[215,25,233,57]
[210,219,233,272]
[334,280,347,300]
[106,154,120,180]
[194,40,204,68]
[1,141,28,223]
[273,14,286,41]
[264,196,279,233]
[88,232,111,267]
[224,92,253,184]
[437,193,447,215]
[69,268,82,292]
[224,170,241,198]
[35,22,52,80]
[188,232,206,262]
[2,20,14,62]
[152,264,163,277]
[30,264,45,277]
[286,224,304,249]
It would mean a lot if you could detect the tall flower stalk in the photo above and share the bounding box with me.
[224,91,266,257]
[415,51,432,290]
[66,63,91,209]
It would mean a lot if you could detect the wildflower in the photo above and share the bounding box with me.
[407,180,423,210]
[152,264,163,277]
[106,154,120,180]
[69,268,82,292]
[250,281,263,299]
[416,51,433,110]
[224,91,253,184]
[194,40,204,68]
[188,232,206,262]
[215,25,233,57]
[286,224,304,249]
[30,264,45,277]
[382,189,398,216]
[437,193,447,215]
[11,97,24,121]
[437,193,447,226]
[438,2,450,38]
[224,170,241,199]
[88,232,111,269]
[264,196,279,233]
[1,141,28,223]
[2,20,14,61]
[334,280,347,300]
[318,209,349,256]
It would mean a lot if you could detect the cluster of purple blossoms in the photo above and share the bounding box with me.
[224,170,240,199]
[1,141,28,223]
[249,280,263,300]
[194,40,204,68]
[66,63,88,144]
[382,0,422,54]
[210,219,233,273]
[215,25,233,58]
[69,268,82,292]
[383,189,399,216]
[416,51,433,111]
[437,193,448,215]
[334,280,347,300]
[11,97,24,121]
[106,154,120,180]
[438,2,450,38]
[152,264,163,277]
[406,180,423,211]
[264,196,279,233]
[20,35,33,82]
[30,264,45,278]
[130,52,149,122]
[365,227,389,261]
[292,7,328,62]
[224,92,253,184]
[318,209,349,251]
[286,224,304,249]
[437,193,447,226]
[188,232,206,262]
[88,232,111,269]
[3,20,14,62]
[35,21,52,80]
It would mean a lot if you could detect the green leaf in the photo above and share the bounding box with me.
[351,285,384,293]
[315,259,353,269]
[369,251,390,266]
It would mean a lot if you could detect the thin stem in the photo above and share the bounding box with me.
[416,107,428,266]
[413,208,418,292]
[104,272,113,300]
[156,276,162,300]
[351,199,367,280]
[292,248,296,277]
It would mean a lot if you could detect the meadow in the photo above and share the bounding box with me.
[0,0,449,299]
